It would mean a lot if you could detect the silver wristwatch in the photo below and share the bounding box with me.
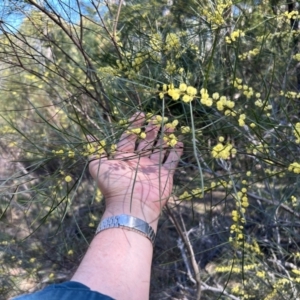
[95,214,156,246]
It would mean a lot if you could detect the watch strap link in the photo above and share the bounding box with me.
[95,214,156,246]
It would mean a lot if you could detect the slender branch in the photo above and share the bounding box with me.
[76,0,83,44]
[201,282,240,300]
[26,0,112,118]
[91,0,123,61]
[247,192,300,219]
[185,147,300,220]
[165,204,201,300]
[177,238,197,284]
[113,0,124,39]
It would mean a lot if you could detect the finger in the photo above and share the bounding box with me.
[163,141,183,173]
[89,156,107,180]
[150,126,172,164]
[117,112,145,153]
[137,117,161,154]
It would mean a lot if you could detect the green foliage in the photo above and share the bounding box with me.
[1,0,300,299]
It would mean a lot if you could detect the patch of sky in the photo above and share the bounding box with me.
[0,0,108,32]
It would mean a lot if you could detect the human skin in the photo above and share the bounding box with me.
[71,112,183,300]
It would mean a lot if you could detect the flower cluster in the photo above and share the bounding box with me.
[238,113,246,127]
[288,162,300,174]
[201,0,233,28]
[150,33,163,52]
[65,175,72,183]
[84,140,107,156]
[232,78,255,98]
[229,185,250,246]
[53,149,64,155]
[191,188,203,197]
[225,29,245,44]
[232,77,243,89]
[52,148,76,158]
[293,122,300,143]
[95,189,102,203]
[229,220,244,242]
[159,83,197,103]
[116,51,149,79]
[126,128,146,139]
[164,33,180,52]
[211,142,236,159]
[178,187,206,201]
[67,249,74,256]
[165,119,179,130]
[293,53,300,61]
[241,84,254,99]
[68,150,75,158]
[212,93,235,111]
[216,261,258,274]
[215,265,242,273]
[264,277,294,300]
[178,191,192,201]
[121,115,180,147]
[282,10,299,21]
[133,53,149,69]
[250,143,269,156]
[152,115,168,125]
[291,195,297,207]
[254,96,263,107]
[280,90,300,99]
[232,78,273,120]
[239,188,249,210]
[256,28,300,44]
[200,88,213,106]
[165,60,177,74]
[244,240,262,255]
[238,47,260,60]
[180,126,190,134]
[256,270,265,278]
[163,133,178,147]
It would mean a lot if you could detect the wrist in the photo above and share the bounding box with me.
[102,198,160,232]
[96,214,156,246]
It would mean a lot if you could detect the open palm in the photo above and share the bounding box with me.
[88,113,183,220]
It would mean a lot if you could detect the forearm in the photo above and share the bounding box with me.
[73,112,182,299]
[71,207,159,300]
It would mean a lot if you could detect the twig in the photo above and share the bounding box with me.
[201,282,240,300]
[247,192,300,219]
[165,204,201,300]
[26,0,113,119]
[113,0,124,39]
[66,99,105,136]
[268,255,297,299]
[182,151,300,220]
[92,0,123,61]
[177,238,196,285]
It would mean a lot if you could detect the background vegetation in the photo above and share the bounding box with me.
[1,0,300,299]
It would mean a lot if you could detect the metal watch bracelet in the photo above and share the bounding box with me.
[95,214,156,246]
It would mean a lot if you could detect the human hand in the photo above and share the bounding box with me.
[88,112,183,225]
